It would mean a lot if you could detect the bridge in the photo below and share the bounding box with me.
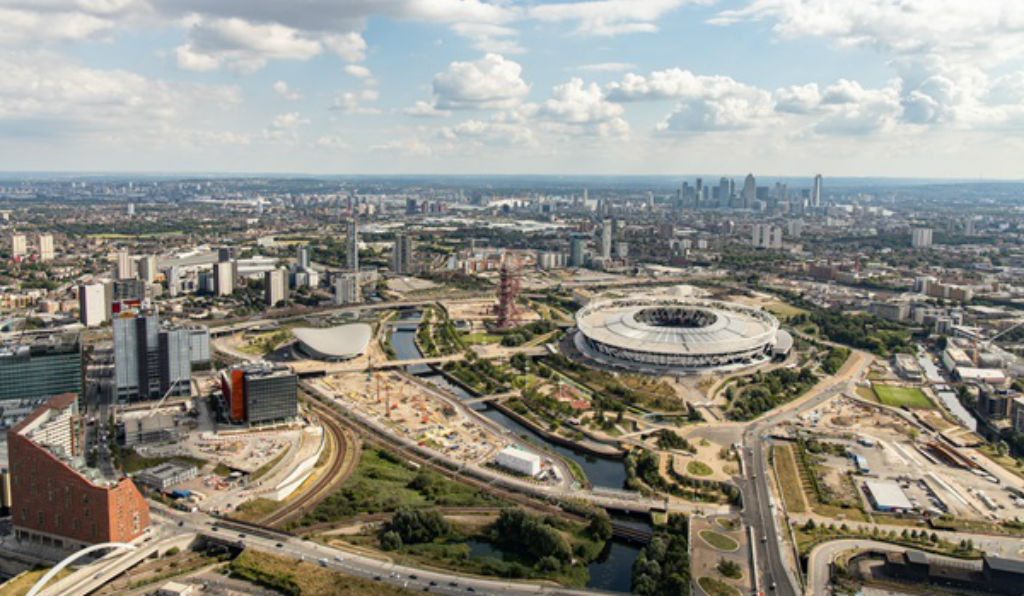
[370,354,465,369]
[462,390,519,405]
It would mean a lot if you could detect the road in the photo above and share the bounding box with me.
[148,506,620,596]
[738,349,871,596]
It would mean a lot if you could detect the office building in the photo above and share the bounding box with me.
[391,235,414,274]
[219,363,297,426]
[493,445,542,477]
[347,219,359,271]
[569,237,587,268]
[911,227,933,248]
[8,394,150,549]
[126,203,135,217]
[38,234,54,261]
[165,266,181,298]
[812,174,823,208]
[10,234,26,258]
[78,283,107,327]
[113,308,191,402]
[601,220,612,259]
[217,246,233,263]
[213,261,234,296]
[742,174,756,209]
[112,278,145,303]
[265,268,288,306]
[296,244,311,270]
[752,224,783,249]
[186,327,210,366]
[116,249,133,280]
[334,272,361,305]
[158,329,192,398]
[137,255,157,284]
[0,334,83,405]
[615,241,629,259]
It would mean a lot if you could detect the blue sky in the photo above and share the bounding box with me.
[2,0,1023,177]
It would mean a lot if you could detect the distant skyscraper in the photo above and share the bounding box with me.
[911,228,933,248]
[127,203,135,217]
[391,235,414,274]
[214,261,234,296]
[646,191,655,210]
[569,237,586,268]
[695,178,704,207]
[116,249,133,280]
[265,268,288,306]
[718,177,730,206]
[296,244,311,270]
[79,283,107,327]
[752,224,783,249]
[346,219,359,271]
[601,220,613,260]
[812,174,823,209]
[38,234,54,261]
[334,272,361,305]
[10,233,26,258]
[137,255,157,284]
[0,334,83,405]
[742,174,756,209]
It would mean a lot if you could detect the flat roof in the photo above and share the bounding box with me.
[293,323,372,359]
[865,479,913,510]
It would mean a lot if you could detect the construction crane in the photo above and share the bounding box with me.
[981,318,1024,349]
[146,378,186,418]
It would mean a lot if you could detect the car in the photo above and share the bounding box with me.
[319,558,328,567]
[422,588,430,592]
[770,581,776,590]
[238,533,246,538]
[374,576,382,581]
[761,535,767,543]
[93,572,104,580]
[448,582,458,587]
[466,588,475,593]
[275,542,283,548]
[429,581,437,586]
[409,574,418,580]
[177,521,184,527]
[334,556,343,562]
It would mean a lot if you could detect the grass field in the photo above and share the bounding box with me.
[229,550,420,596]
[873,384,933,409]
[765,301,809,321]
[0,569,70,596]
[687,460,713,477]
[699,530,739,552]
[461,332,500,345]
[773,445,807,514]
[697,576,741,596]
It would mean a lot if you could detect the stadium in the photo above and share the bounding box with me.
[574,296,790,374]
[293,323,372,361]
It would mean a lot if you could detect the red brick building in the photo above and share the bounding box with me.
[7,393,150,550]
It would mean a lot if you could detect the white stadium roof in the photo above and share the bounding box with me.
[293,323,372,360]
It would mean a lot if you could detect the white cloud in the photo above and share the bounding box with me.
[0,50,241,139]
[0,7,117,45]
[344,64,373,79]
[432,53,530,110]
[175,17,326,74]
[272,80,302,100]
[538,78,628,137]
[606,68,763,102]
[528,0,701,36]
[323,32,367,62]
[450,22,523,53]
[404,100,453,118]
[578,62,636,72]
[773,83,820,114]
[264,111,310,142]
[440,119,537,147]
[332,89,381,115]
[314,135,348,150]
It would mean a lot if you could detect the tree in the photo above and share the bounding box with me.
[380,531,403,551]
[587,515,613,542]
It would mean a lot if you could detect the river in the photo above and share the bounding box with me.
[388,311,643,593]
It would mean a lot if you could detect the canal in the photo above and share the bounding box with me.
[388,312,643,593]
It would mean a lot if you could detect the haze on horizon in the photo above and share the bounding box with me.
[2,0,1024,178]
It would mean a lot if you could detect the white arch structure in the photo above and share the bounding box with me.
[27,542,137,596]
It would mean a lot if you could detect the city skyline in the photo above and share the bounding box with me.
[1,1,1023,177]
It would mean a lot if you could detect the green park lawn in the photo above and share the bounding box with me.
[872,384,933,409]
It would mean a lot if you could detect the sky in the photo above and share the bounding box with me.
[2,0,1024,178]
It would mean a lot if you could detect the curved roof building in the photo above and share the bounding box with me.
[293,323,372,361]
[574,296,786,373]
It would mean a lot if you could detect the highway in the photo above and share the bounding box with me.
[149,506,620,596]
[738,350,871,596]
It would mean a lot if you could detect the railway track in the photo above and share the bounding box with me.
[259,396,360,527]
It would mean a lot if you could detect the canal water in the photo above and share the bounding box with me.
[388,311,643,593]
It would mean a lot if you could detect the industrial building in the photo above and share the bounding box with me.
[133,462,198,492]
[7,394,150,549]
[220,363,298,426]
[493,445,542,477]
[863,479,914,512]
